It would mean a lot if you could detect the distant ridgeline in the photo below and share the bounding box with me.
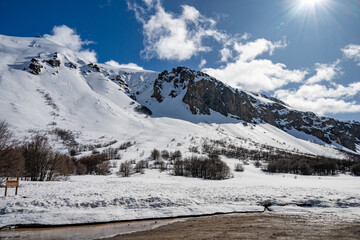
[151,66,360,151]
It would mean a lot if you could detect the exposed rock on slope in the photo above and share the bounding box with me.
[28,58,43,75]
[152,67,360,151]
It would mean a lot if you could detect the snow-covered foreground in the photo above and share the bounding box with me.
[0,34,359,229]
[1,163,359,227]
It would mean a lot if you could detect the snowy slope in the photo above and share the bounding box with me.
[0,34,352,158]
[0,34,360,228]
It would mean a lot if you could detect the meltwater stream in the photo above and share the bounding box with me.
[0,218,180,240]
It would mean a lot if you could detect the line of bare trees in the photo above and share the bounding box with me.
[174,154,231,180]
[202,138,360,176]
[0,121,111,183]
[0,121,76,183]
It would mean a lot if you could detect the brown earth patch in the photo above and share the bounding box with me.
[104,213,360,240]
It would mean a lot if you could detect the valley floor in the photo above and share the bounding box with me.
[106,212,360,240]
[0,162,359,229]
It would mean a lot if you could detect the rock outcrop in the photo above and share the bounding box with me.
[152,66,360,151]
[46,52,61,67]
[28,58,43,75]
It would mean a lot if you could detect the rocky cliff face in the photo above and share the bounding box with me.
[152,66,360,151]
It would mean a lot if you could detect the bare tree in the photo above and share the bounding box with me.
[150,148,160,161]
[47,153,75,180]
[78,153,108,175]
[0,121,24,185]
[119,161,132,177]
[135,160,147,174]
[0,121,13,152]
[161,150,170,160]
[22,134,52,181]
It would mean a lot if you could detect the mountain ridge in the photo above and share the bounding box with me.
[147,66,360,151]
[0,34,359,157]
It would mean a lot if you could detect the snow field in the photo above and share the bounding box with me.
[1,163,359,227]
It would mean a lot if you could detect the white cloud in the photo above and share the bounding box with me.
[273,57,360,115]
[204,59,306,92]
[342,44,360,66]
[306,60,341,84]
[44,25,92,51]
[234,38,287,62]
[220,48,232,62]
[105,60,144,70]
[198,59,207,69]
[203,38,305,92]
[128,0,226,61]
[275,82,360,114]
[44,25,97,62]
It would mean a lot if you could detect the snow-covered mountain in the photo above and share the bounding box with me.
[0,34,359,158]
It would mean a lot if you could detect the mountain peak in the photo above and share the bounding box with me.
[148,66,360,151]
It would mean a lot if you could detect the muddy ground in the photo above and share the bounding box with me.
[104,213,360,240]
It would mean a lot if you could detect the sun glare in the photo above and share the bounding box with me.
[300,0,326,8]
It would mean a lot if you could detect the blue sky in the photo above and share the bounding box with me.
[1,0,360,121]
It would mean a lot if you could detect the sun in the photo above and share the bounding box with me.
[300,0,327,7]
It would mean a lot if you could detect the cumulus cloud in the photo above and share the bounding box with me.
[274,60,360,115]
[105,60,145,70]
[202,37,305,92]
[234,38,287,62]
[128,0,226,61]
[204,59,306,92]
[44,25,97,62]
[306,60,341,84]
[220,48,232,62]
[275,82,360,114]
[198,59,207,69]
[342,44,360,66]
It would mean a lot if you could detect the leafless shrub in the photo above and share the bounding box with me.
[254,161,262,168]
[174,154,231,180]
[92,149,100,155]
[46,153,75,180]
[103,147,121,159]
[189,146,200,153]
[101,140,117,148]
[75,162,87,175]
[119,141,133,150]
[119,161,132,177]
[22,134,52,181]
[78,153,109,175]
[96,161,110,175]
[52,128,76,146]
[161,150,170,160]
[351,163,360,176]
[0,121,23,184]
[22,134,74,180]
[266,158,338,176]
[150,148,160,161]
[170,150,182,161]
[154,160,166,171]
[37,89,59,111]
[0,120,13,152]
[135,160,148,174]
[0,147,24,185]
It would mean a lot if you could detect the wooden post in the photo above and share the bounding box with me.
[15,177,19,196]
[4,177,8,197]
